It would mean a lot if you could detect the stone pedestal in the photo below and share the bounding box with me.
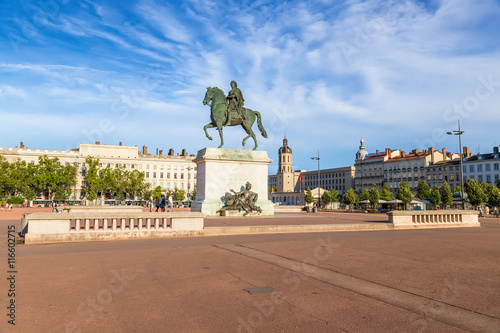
[191,148,274,216]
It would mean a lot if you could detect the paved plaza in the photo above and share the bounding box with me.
[1,208,499,332]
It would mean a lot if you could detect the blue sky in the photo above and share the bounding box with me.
[1,0,499,173]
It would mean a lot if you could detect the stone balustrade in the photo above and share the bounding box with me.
[22,212,205,244]
[387,210,480,229]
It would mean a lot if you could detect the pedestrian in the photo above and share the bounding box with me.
[495,207,499,218]
[478,207,483,218]
[149,195,153,212]
[1,203,3,212]
[160,194,166,212]
[168,194,173,212]
[485,206,490,216]
[8,203,12,210]
[155,196,160,212]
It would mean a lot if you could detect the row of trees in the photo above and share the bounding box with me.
[0,155,77,200]
[84,157,151,201]
[151,185,196,202]
[0,155,154,202]
[303,178,500,211]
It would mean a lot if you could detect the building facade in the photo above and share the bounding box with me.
[268,137,354,205]
[0,141,197,200]
[355,139,460,193]
[463,146,500,185]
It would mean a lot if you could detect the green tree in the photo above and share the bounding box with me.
[84,157,100,201]
[440,181,453,208]
[35,156,62,199]
[465,179,486,208]
[429,185,441,208]
[489,186,500,208]
[379,183,394,201]
[396,182,413,210]
[496,178,500,189]
[321,191,332,206]
[173,189,186,201]
[329,188,339,202]
[452,185,462,194]
[416,180,430,200]
[359,189,369,201]
[368,184,379,208]
[343,188,358,212]
[189,188,197,201]
[152,186,162,199]
[304,187,314,204]
[480,182,493,204]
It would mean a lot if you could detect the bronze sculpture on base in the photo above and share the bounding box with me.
[202,81,268,150]
[219,182,262,216]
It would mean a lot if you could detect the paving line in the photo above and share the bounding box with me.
[216,244,500,333]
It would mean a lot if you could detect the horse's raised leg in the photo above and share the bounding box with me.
[241,121,258,150]
[203,123,215,141]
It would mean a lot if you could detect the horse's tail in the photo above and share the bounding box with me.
[254,110,268,138]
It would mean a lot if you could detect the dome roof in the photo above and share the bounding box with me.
[356,138,367,160]
[279,137,292,154]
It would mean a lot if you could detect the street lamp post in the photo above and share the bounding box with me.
[311,151,320,211]
[447,120,465,209]
[187,166,193,207]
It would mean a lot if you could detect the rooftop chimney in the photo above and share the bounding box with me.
[95,141,100,145]
[442,148,447,160]
[156,148,159,155]
[401,151,406,158]
[494,147,499,154]
[385,148,391,158]
[376,149,380,154]
[463,146,471,158]
[168,148,174,156]
[143,145,148,154]
[182,148,187,156]
[20,141,25,148]
[119,141,122,146]
[159,150,163,156]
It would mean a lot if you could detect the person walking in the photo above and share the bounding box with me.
[155,196,160,212]
[160,195,166,212]
[168,194,173,212]
[478,207,483,218]
[149,195,153,212]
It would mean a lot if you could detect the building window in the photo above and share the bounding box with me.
[486,175,491,183]
[160,172,164,178]
[469,165,474,172]
[131,164,135,169]
[478,175,483,182]
[160,165,164,170]
[167,173,170,179]
[153,165,157,170]
[181,173,184,179]
[486,164,491,171]
[494,163,499,170]
[174,173,177,179]
[146,172,149,178]
[115,164,119,168]
[146,165,149,169]
[153,172,156,178]
[478,165,483,172]
[167,165,171,170]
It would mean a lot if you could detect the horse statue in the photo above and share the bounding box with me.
[202,86,267,150]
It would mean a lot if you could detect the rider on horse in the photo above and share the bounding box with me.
[225,80,245,125]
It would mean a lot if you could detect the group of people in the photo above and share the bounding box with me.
[0,203,13,211]
[149,194,174,212]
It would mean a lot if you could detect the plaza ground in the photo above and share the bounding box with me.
[0,208,499,332]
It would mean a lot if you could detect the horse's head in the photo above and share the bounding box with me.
[203,87,212,105]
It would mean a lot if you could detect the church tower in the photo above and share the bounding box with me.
[277,136,294,192]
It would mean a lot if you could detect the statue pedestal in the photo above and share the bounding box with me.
[191,148,274,216]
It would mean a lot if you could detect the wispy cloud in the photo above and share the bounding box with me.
[0,0,499,168]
